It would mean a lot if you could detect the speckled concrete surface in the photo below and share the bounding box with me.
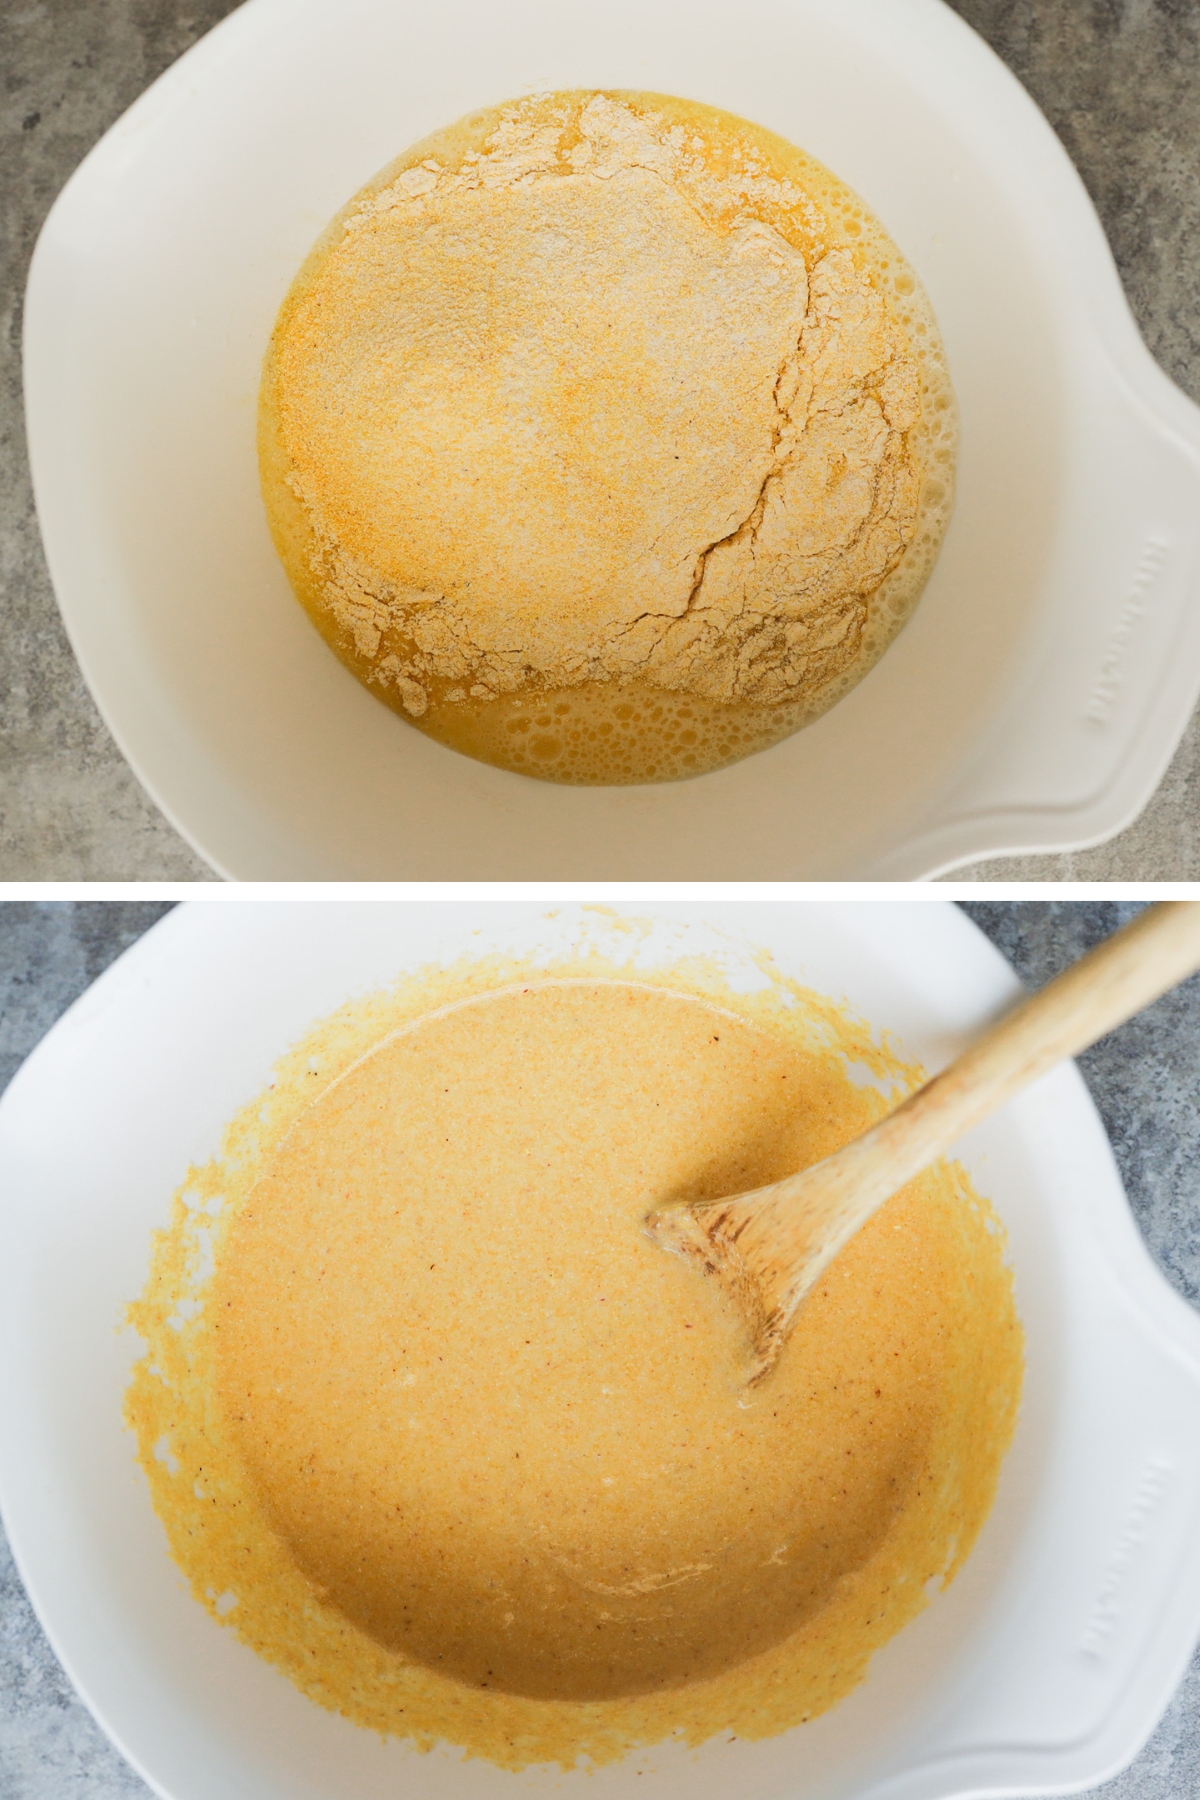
[2,901,1200,1796]
[3,2,1200,878]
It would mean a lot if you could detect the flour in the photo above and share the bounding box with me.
[262,92,955,781]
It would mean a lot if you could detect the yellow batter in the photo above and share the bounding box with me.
[126,951,1020,1770]
[261,91,957,783]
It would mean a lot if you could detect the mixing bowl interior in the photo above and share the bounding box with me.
[8,904,1199,1800]
[32,0,1200,878]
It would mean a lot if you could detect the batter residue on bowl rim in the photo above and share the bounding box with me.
[260,89,958,785]
[126,941,1020,1772]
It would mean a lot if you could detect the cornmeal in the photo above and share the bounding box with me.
[261,92,957,783]
[126,953,1019,1771]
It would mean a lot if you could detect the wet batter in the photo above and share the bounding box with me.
[127,962,1021,1768]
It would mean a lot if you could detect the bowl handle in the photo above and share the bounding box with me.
[904,342,1200,876]
[916,1261,1200,1795]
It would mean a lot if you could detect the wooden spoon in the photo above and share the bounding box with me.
[645,902,1200,1385]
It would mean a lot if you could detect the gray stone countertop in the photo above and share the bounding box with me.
[4,2,1200,880]
[2,900,1200,1795]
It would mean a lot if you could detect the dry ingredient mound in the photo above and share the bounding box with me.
[261,91,957,783]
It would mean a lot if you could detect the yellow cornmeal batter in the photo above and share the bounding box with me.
[126,952,1020,1770]
[260,91,957,784]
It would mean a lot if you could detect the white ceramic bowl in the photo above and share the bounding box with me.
[24,0,1200,878]
[3,901,1200,1800]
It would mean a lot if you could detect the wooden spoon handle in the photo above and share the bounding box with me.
[649,904,1200,1385]
[834,900,1200,1222]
